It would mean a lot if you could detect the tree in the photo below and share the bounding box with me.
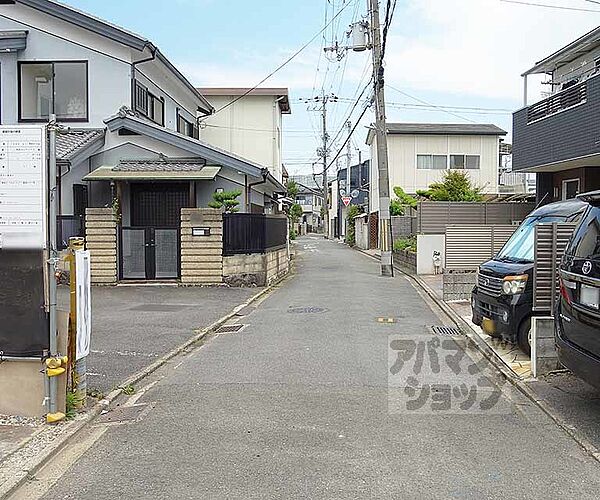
[285,179,299,199]
[419,171,483,202]
[208,190,241,213]
[345,204,363,246]
[288,203,303,240]
[390,186,418,216]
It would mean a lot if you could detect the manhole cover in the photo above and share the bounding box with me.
[431,325,463,336]
[129,304,186,312]
[287,307,328,314]
[97,403,153,424]
[215,324,246,334]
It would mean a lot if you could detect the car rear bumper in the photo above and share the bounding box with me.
[556,318,600,390]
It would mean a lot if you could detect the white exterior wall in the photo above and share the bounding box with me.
[200,95,284,182]
[369,133,500,207]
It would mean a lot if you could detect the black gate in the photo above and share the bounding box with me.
[120,227,180,280]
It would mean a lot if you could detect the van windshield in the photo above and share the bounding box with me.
[495,215,567,263]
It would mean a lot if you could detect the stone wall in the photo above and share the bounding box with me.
[85,208,117,285]
[266,247,289,285]
[223,247,289,287]
[391,216,416,239]
[180,208,223,285]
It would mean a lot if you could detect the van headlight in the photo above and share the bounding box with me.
[502,275,528,295]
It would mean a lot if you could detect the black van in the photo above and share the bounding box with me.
[471,198,587,355]
[556,191,600,388]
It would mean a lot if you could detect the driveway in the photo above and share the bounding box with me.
[58,285,260,393]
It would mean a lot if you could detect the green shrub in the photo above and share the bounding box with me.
[289,229,297,240]
[393,237,417,253]
[345,205,363,246]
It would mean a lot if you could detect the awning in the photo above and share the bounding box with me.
[84,159,221,181]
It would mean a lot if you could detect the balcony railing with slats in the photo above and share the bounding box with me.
[527,81,587,124]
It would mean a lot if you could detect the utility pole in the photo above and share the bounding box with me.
[321,91,329,238]
[369,0,393,276]
[345,120,352,239]
[302,92,337,238]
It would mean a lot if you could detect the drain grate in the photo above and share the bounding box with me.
[97,403,153,425]
[287,306,328,314]
[215,324,246,334]
[431,325,463,336]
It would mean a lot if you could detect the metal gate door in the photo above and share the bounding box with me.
[120,227,179,280]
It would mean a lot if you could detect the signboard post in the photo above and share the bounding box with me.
[0,125,49,357]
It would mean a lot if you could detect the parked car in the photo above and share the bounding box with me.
[471,198,587,355]
[556,191,600,388]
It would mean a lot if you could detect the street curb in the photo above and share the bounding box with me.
[0,271,292,499]
[355,247,600,463]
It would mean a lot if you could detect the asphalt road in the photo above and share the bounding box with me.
[35,237,600,499]
[57,285,258,393]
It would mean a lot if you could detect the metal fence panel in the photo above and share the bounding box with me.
[418,202,534,234]
[223,213,287,256]
[445,225,516,271]
[533,222,577,313]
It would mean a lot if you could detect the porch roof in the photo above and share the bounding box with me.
[104,109,286,193]
[56,129,105,164]
[84,160,221,181]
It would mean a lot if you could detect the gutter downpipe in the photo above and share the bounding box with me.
[247,169,269,213]
[131,43,157,107]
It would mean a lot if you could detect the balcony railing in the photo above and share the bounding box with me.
[527,81,587,124]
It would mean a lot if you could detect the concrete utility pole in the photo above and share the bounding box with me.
[369,0,393,276]
[321,92,329,238]
[345,120,352,239]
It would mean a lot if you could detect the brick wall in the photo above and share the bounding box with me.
[180,208,223,285]
[85,208,117,285]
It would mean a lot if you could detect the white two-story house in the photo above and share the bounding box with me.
[197,87,291,186]
[0,0,286,280]
[367,123,507,214]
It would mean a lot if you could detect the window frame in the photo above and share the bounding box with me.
[18,60,89,123]
[416,154,448,170]
[176,108,199,139]
[148,92,165,126]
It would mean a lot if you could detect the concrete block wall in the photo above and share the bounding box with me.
[181,208,223,285]
[531,317,560,377]
[266,247,289,285]
[85,208,117,285]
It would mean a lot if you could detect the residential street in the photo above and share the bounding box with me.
[16,236,600,499]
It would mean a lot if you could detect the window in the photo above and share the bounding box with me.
[417,154,447,170]
[148,93,164,126]
[133,81,164,126]
[465,155,480,169]
[562,179,580,200]
[449,155,465,169]
[19,61,88,121]
[177,109,199,139]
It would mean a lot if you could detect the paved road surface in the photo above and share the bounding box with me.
[24,237,600,499]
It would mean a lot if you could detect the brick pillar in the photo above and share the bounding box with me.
[180,208,223,285]
[85,208,117,285]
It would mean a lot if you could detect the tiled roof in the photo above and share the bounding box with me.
[114,158,207,172]
[56,129,105,161]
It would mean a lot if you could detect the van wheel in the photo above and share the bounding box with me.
[517,318,532,357]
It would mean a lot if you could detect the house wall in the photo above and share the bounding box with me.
[0,3,205,130]
[200,94,283,181]
[369,134,500,205]
[0,4,131,126]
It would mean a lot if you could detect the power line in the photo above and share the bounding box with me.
[205,0,356,119]
[499,0,600,12]
[386,84,478,123]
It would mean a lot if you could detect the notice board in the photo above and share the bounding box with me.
[0,125,48,357]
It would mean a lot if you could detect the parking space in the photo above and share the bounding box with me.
[58,285,260,394]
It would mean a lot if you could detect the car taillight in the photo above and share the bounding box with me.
[559,277,573,305]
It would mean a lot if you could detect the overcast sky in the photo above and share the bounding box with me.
[66,0,599,175]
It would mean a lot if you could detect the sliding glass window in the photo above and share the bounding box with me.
[19,61,88,121]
